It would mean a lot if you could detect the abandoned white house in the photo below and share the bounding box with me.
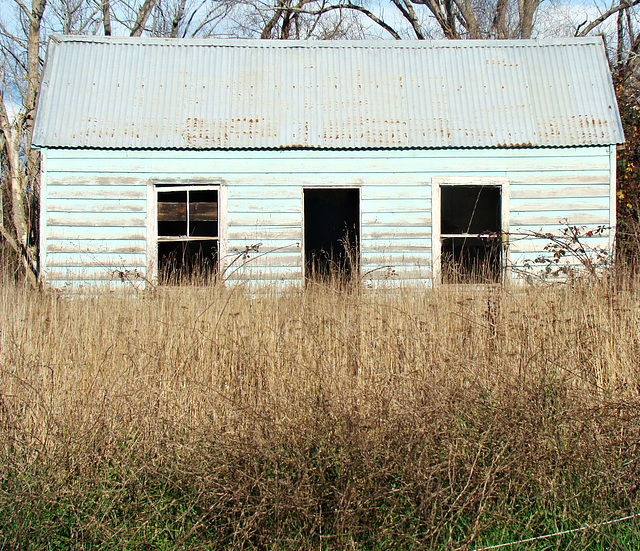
[32,35,624,287]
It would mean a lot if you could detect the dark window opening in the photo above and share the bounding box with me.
[440,185,502,284]
[304,188,360,283]
[158,191,187,237]
[189,190,219,237]
[157,188,218,284]
[441,237,502,283]
[158,241,218,283]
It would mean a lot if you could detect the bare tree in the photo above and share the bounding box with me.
[0,0,166,285]
[0,0,45,286]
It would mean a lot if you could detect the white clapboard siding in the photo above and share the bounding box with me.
[41,146,615,287]
[363,266,432,279]
[44,155,610,177]
[227,243,301,255]
[45,253,146,268]
[45,266,146,281]
[222,266,303,281]
[48,185,147,200]
[227,227,301,241]
[46,227,147,241]
[509,210,610,226]
[47,199,146,213]
[508,236,610,254]
[362,227,431,239]
[47,212,147,227]
[47,239,146,254]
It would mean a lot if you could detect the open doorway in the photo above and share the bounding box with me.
[304,188,360,282]
[440,184,502,283]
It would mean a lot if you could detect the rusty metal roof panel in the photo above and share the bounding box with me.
[33,36,624,149]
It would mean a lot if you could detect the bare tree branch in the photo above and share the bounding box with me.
[453,0,479,37]
[577,0,640,37]
[313,2,402,39]
[390,0,425,39]
[260,0,285,37]
[489,0,508,37]
[13,0,37,25]
[171,0,187,36]
[410,0,459,38]
[130,0,158,36]
[102,0,112,35]
[518,0,538,38]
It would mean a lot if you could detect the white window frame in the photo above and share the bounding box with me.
[432,177,509,284]
[301,185,362,281]
[147,183,227,283]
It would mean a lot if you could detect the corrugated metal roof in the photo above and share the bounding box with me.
[33,36,624,149]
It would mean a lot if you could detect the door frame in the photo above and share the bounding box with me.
[301,185,361,281]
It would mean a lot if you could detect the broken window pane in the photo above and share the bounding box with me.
[441,236,502,283]
[158,191,187,237]
[440,185,502,283]
[189,189,218,237]
[441,186,500,235]
[158,240,218,283]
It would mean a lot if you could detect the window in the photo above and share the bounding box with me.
[434,181,506,284]
[155,186,219,283]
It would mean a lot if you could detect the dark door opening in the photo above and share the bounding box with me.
[440,185,502,283]
[304,188,360,282]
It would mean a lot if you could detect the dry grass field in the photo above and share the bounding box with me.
[1,270,640,549]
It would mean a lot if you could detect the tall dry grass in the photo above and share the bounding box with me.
[1,271,640,548]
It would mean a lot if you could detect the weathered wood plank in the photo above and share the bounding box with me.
[362,213,431,226]
[230,213,301,226]
[158,202,186,221]
[228,185,301,200]
[47,185,147,200]
[46,227,147,240]
[508,250,598,265]
[224,253,302,268]
[47,212,147,227]
[361,199,429,213]
[45,267,147,281]
[361,253,430,265]
[46,153,610,175]
[508,172,609,186]
[360,239,432,252]
[224,267,303,281]
[48,175,146,186]
[508,223,612,234]
[47,239,146,254]
[510,184,609,199]
[227,198,301,213]
[508,236,610,253]
[361,227,431,239]
[46,146,610,162]
[510,197,609,212]
[227,227,302,241]
[226,244,301,255]
[362,187,430,200]
[190,202,217,221]
[47,198,146,213]
[364,278,432,288]
[362,266,432,280]
[45,253,146,268]
[509,210,610,226]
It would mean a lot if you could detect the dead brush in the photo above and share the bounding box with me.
[1,269,640,548]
